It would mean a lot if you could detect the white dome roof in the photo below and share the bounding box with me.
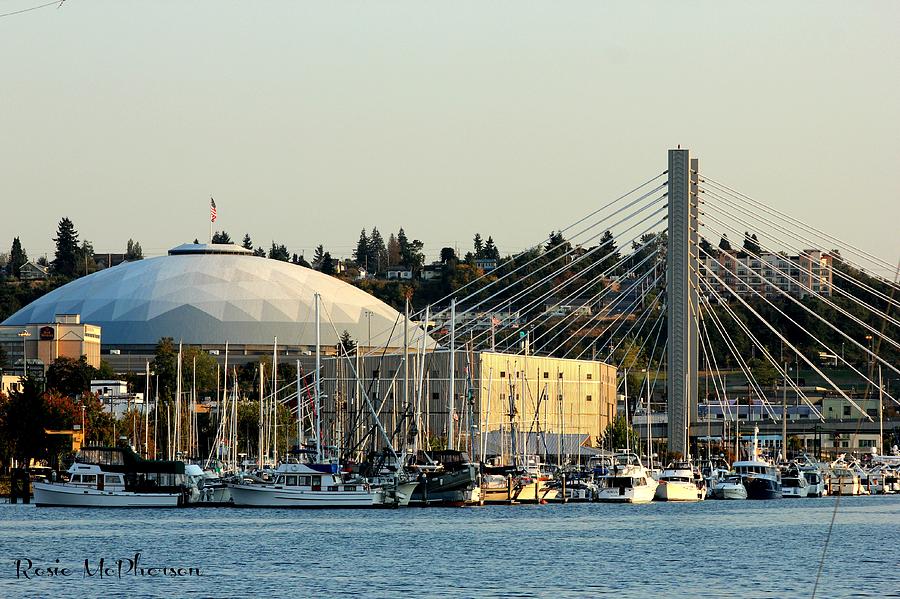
[2,245,421,348]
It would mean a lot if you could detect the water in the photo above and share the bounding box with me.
[1,497,898,598]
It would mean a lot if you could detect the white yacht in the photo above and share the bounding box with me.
[828,456,864,496]
[33,446,187,507]
[596,452,659,503]
[227,461,385,508]
[780,464,810,498]
[710,474,747,500]
[732,428,782,500]
[654,460,706,502]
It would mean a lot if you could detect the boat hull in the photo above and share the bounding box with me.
[743,477,782,500]
[711,484,747,500]
[33,482,180,507]
[227,484,382,508]
[596,482,657,504]
[654,481,705,502]
[410,467,479,506]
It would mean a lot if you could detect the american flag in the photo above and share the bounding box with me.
[210,197,217,223]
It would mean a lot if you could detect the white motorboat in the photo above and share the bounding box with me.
[33,446,186,508]
[228,461,384,508]
[828,456,864,496]
[596,452,659,503]
[654,461,706,502]
[780,464,810,498]
[710,474,747,500]
[184,464,232,505]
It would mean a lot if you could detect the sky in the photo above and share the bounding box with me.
[2,1,898,273]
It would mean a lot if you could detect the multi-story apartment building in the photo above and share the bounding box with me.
[702,249,832,300]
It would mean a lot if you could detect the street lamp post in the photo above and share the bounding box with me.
[17,330,31,378]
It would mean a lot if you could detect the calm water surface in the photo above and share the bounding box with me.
[1,497,898,598]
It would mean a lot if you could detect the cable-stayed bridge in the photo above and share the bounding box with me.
[367,148,898,460]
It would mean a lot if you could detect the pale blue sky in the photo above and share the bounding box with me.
[2,1,898,272]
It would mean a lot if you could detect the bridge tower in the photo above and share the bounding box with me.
[666,149,699,457]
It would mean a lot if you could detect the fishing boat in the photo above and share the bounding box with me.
[33,445,187,507]
[780,463,810,498]
[184,464,233,505]
[654,460,706,502]
[732,427,782,500]
[596,452,659,503]
[710,474,747,500]
[408,450,481,506]
[227,460,385,507]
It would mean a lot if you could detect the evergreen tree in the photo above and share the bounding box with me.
[743,232,761,255]
[313,245,325,268]
[484,236,500,260]
[718,234,732,252]
[440,247,457,264]
[368,227,387,273]
[52,218,79,277]
[9,237,27,279]
[473,233,484,258]
[241,234,253,250]
[124,239,143,261]
[338,330,356,354]
[211,231,232,244]
[321,252,336,275]
[699,237,717,259]
[268,242,290,262]
[75,239,96,277]
[397,228,410,263]
[292,253,311,268]
[593,230,620,273]
[354,229,369,268]
[253,247,266,257]
[193,238,200,244]
[387,234,400,267]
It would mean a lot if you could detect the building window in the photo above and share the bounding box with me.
[586,373,592,380]
[558,372,564,379]
[586,395,592,401]
[543,372,549,379]
[500,394,506,401]
[843,406,851,417]
[432,392,440,400]
[500,371,506,378]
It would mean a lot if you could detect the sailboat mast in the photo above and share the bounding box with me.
[879,365,884,455]
[144,361,150,458]
[315,293,322,462]
[258,363,264,467]
[449,298,456,451]
[272,337,278,465]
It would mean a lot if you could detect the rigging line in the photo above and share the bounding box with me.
[436,204,669,347]
[701,189,900,321]
[501,241,665,353]
[695,276,822,420]
[0,0,58,18]
[698,214,900,377]
[319,301,400,459]
[701,175,898,275]
[599,274,662,359]
[700,187,900,307]
[699,260,874,420]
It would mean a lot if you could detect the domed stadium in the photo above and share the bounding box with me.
[2,244,424,364]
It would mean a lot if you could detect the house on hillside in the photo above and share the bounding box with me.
[19,261,49,281]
